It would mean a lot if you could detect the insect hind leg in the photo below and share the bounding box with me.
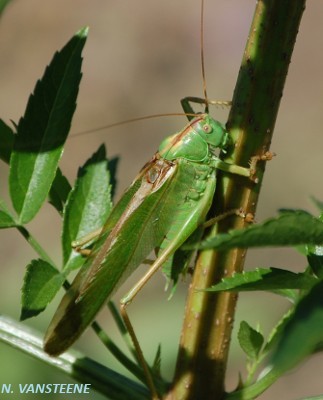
[120,304,160,400]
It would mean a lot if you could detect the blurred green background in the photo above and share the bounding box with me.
[0,1,323,399]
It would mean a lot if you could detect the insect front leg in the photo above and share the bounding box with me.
[181,96,231,120]
[249,151,276,177]
[214,150,275,183]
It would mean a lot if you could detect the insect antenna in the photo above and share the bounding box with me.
[72,112,200,139]
[72,2,210,140]
[198,0,231,112]
[200,0,209,114]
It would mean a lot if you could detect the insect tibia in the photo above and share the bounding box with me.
[203,207,252,229]
[181,96,232,119]
[181,96,207,117]
[249,151,276,182]
[119,304,160,399]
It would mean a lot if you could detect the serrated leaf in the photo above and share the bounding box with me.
[206,268,317,293]
[21,259,65,320]
[152,344,162,379]
[0,199,17,228]
[196,210,323,251]
[9,27,88,224]
[48,168,72,214]
[108,156,119,201]
[238,321,264,359]
[270,280,323,374]
[0,119,14,164]
[0,209,16,228]
[269,288,298,303]
[307,245,323,279]
[62,144,113,272]
[264,308,293,353]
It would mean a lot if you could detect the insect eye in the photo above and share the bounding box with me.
[203,124,212,134]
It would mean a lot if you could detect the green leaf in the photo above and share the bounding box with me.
[0,199,17,228]
[62,144,113,272]
[152,344,162,379]
[206,267,317,293]
[269,289,298,303]
[196,210,323,250]
[307,245,323,279]
[9,27,88,224]
[270,280,323,374]
[0,209,16,228]
[238,321,264,360]
[21,259,65,320]
[310,196,323,212]
[109,156,119,201]
[0,0,12,15]
[0,315,150,400]
[48,168,72,214]
[0,119,14,164]
[264,308,293,353]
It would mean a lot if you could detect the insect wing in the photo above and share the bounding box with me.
[44,156,178,355]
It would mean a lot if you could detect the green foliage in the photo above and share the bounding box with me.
[195,209,323,250]
[238,321,264,360]
[0,27,152,399]
[21,259,65,320]
[0,315,149,400]
[62,144,113,272]
[199,208,323,398]
[206,212,323,398]
[48,168,72,214]
[9,27,87,224]
[0,204,16,228]
[307,244,323,279]
[0,119,14,163]
[270,280,323,373]
[0,0,11,15]
[0,27,106,320]
[206,267,318,293]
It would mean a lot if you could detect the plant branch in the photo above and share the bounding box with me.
[0,198,56,265]
[0,315,149,400]
[16,225,56,266]
[167,1,306,399]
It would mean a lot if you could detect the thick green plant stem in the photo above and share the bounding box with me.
[167,1,306,399]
